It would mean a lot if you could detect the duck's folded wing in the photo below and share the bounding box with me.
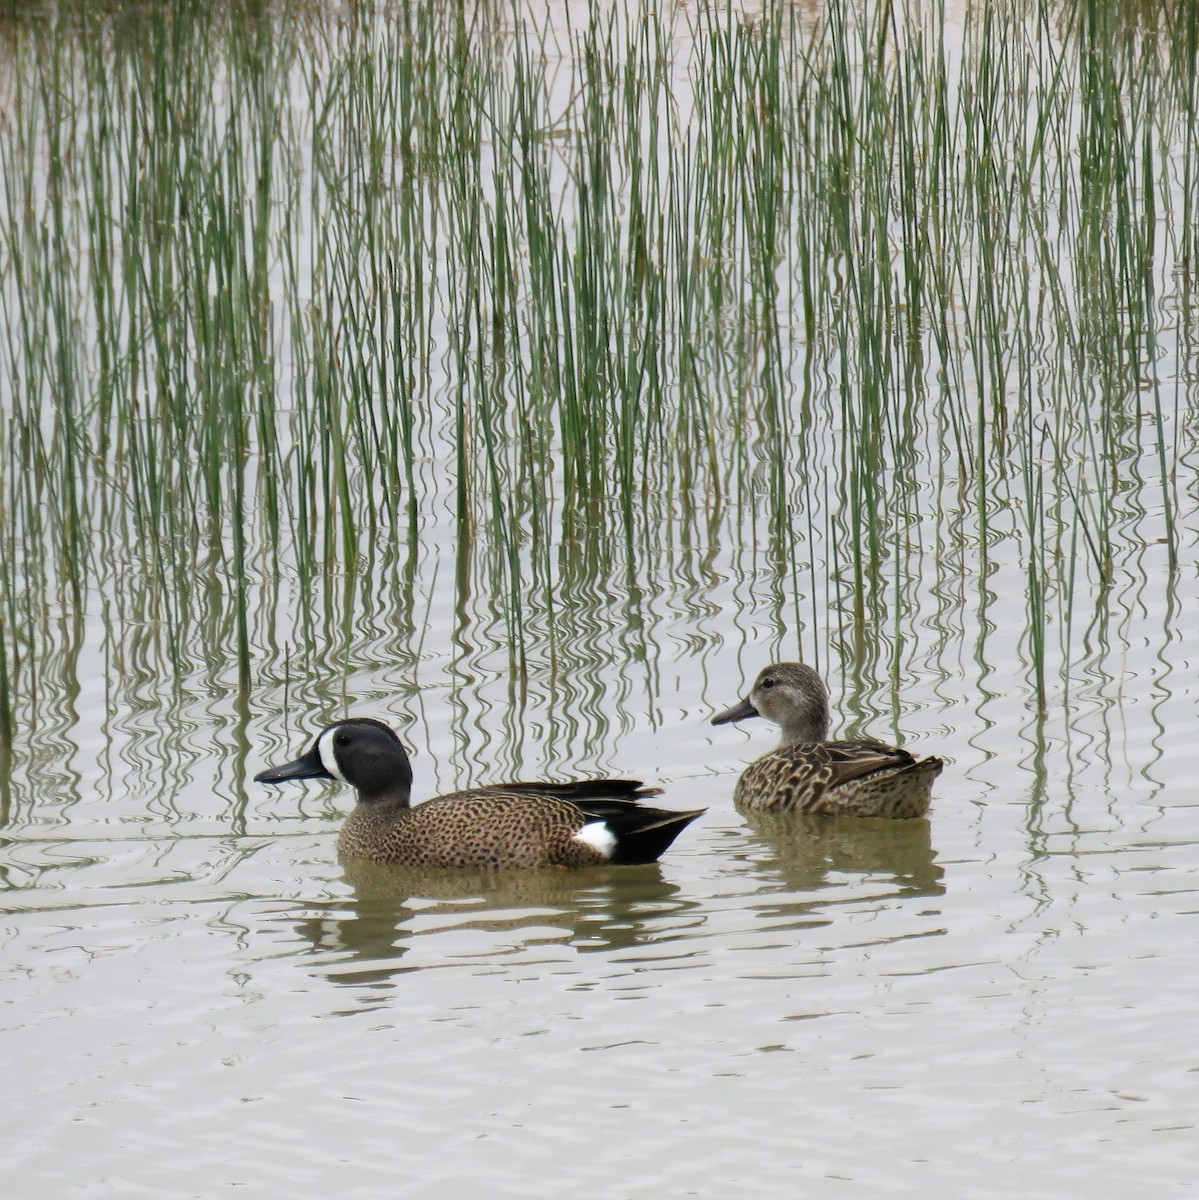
[479,779,664,802]
[801,740,918,787]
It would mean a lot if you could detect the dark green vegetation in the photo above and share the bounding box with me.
[1,0,1195,778]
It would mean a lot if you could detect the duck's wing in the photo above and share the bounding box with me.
[405,782,702,868]
[474,778,664,803]
[813,740,921,788]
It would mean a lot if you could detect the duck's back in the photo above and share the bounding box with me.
[735,741,942,818]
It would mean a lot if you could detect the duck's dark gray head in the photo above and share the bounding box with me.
[711,662,830,745]
[254,718,414,804]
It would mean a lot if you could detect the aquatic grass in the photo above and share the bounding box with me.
[0,0,1197,786]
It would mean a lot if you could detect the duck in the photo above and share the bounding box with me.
[710,662,943,817]
[254,717,704,869]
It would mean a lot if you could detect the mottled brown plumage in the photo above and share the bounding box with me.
[711,663,943,817]
[255,718,703,869]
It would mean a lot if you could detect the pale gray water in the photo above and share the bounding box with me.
[3,0,1199,1195]
[3,586,1198,1197]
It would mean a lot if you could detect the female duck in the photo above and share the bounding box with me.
[711,663,942,817]
[255,717,704,869]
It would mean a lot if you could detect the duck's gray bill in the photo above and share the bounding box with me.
[254,747,327,784]
[710,696,760,726]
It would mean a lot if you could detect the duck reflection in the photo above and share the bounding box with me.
[289,859,700,988]
[736,811,945,899]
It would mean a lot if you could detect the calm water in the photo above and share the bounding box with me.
[3,0,1199,1196]
[4,574,1198,1196]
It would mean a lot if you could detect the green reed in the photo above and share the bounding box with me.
[0,0,1195,749]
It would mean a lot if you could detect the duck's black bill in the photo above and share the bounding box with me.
[254,746,329,784]
[710,696,760,726]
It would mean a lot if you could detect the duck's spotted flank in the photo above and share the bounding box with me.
[711,663,943,818]
[255,717,704,869]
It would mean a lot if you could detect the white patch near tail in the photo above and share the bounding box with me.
[573,821,618,859]
[316,728,349,783]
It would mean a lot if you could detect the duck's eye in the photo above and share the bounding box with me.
[335,733,351,747]
[760,677,775,690]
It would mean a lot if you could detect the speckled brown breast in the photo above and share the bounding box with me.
[733,741,943,818]
[337,789,607,869]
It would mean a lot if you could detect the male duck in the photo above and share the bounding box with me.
[711,663,943,817]
[255,718,704,869]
